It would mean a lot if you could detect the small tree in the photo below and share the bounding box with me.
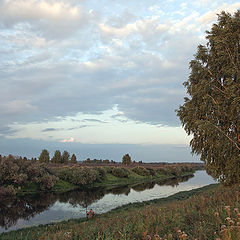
[39,149,50,163]
[51,150,61,164]
[70,154,77,164]
[122,154,132,165]
[62,150,70,164]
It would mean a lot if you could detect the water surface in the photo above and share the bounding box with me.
[0,170,215,233]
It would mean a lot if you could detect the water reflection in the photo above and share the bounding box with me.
[0,193,56,230]
[0,171,214,233]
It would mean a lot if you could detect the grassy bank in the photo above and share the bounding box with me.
[18,165,196,195]
[2,183,240,240]
[0,155,201,197]
[90,170,194,188]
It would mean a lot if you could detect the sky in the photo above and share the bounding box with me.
[0,0,240,162]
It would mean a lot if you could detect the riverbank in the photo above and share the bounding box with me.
[3,183,239,240]
[16,164,199,196]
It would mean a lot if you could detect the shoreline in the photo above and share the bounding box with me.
[0,182,219,238]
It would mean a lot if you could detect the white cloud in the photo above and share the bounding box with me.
[0,0,81,23]
[197,3,240,25]
[60,137,75,143]
[0,0,91,39]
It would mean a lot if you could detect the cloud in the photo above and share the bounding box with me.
[67,125,91,130]
[1,0,240,140]
[0,127,19,136]
[83,119,107,123]
[42,128,59,132]
[197,3,240,26]
[0,0,92,39]
[60,137,75,143]
[0,100,36,115]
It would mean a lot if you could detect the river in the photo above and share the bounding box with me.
[0,170,215,233]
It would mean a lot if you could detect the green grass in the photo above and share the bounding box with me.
[52,179,78,192]
[91,171,194,188]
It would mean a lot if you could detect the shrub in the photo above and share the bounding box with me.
[132,167,150,176]
[156,167,169,175]
[0,185,17,196]
[39,174,58,190]
[167,167,180,176]
[95,167,107,181]
[56,167,99,186]
[146,168,156,176]
[179,165,193,173]
[111,167,130,178]
[103,166,113,174]
[0,156,58,192]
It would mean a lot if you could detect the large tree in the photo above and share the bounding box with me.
[177,11,240,185]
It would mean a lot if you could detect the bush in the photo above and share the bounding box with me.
[111,168,130,178]
[0,156,58,192]
[167,167,180,176]
[39,174,58,190]
[179,165,193,173]
[0,185,17,196]
[146,168,156,176]
[95,167,107,181]
[103,166,113,174]
[132,167,150,176]
[156,167,169,175]
[56,167,99,186]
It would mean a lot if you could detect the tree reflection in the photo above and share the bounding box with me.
[0,193,56,230]
[131,181,155,192]
[106,185,131,196]
[156,174,193,187]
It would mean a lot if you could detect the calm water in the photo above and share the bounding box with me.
[0,170,215,233]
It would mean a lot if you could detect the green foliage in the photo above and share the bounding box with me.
[51,150,61,164]
[177,11,240,185]
[132,166,150,176]
[111,167,130,178]
[70,154,77,164]
[122,153,132,165]
[0,156,58,194]
[56,167,99,186]
[95,167,106,181]
[39,149,50,163]
[0,185,17,196]
[146,168,156,176]
[156,167,169,175]
[102,166,113,174]
[61,150,70,164]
